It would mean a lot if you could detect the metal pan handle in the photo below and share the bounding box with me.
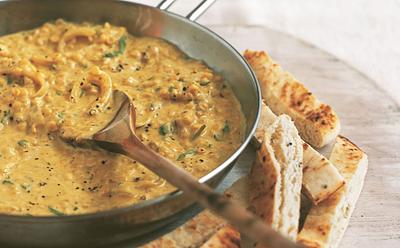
[157,0,175,10]
[157,0,216,22]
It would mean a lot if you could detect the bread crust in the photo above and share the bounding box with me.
[250,133,281,231]
[256,102,345,204]
[244,50,340,148]
[297,136,368,248]
[302,143,345,204]
[250,115,303,243]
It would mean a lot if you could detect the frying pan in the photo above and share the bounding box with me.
[0,0,261,247]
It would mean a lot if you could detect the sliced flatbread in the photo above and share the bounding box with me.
[256,102,344,204]
[249,115,303,242]
[200,225,241,248]
[297,135,368,248]
[244,50,340,148]
[254,101,277,143]
[302,143,344,204]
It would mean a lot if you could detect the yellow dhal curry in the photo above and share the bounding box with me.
[0,20,245,216]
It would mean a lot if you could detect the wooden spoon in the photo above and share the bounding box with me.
[64,90,302,248]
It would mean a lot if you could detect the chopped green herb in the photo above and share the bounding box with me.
[25,213,33,217]
[79,88,85,97]
[168,86,177,93]
[159,124,169,136]
[159,121,177,136]
[48,206,64,216]
[177,148,197,161]
[6,75,12,85]
[191,124,206,141]
[119,36,127,51]
[55,90,62,96]
[2,179,14,185]
[55,112,65,124]
[222,121,230,134]
[17,139,29,148]
[1,110,12,125]
[214,121,230,141]
[20,183,31,191]
[104,36,127,58]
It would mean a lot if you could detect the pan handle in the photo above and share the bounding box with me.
[156,0,216,22]
[157,0,176,10]
[186,0,216,21]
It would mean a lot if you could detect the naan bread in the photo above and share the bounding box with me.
[302,143,345,204]
[256,102,344,204]
[297,136,368,248]
[249,115,303,242]
[244,50,340,148]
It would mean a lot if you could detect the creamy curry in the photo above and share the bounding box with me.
[0,20,245,216]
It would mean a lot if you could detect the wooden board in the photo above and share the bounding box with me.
[127,26,400,248]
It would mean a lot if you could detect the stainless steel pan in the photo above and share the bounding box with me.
[0,0,261,247]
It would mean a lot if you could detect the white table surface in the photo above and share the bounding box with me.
[136,0,400,106]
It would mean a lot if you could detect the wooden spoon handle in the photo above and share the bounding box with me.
[121,136,302,248]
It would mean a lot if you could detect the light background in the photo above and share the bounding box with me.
[135,0,400,105]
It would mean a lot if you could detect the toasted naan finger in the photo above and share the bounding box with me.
[244,50,340,148]
[200,225,241,248]
[256,102,344,204]
[297,136,368,248]
[302,143,345,205]
[250,115,303,243]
